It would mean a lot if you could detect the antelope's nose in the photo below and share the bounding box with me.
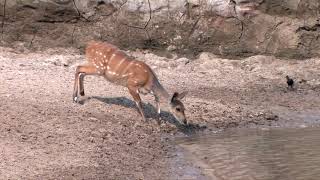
[182,119,188,125]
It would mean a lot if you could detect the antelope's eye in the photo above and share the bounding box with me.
[176,107,181,112]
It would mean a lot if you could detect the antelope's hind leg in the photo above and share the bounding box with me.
[73,69,81,103]
[79,73,85,96]
[73,65,97,103]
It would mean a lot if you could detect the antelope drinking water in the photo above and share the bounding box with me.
[73,41,188,124]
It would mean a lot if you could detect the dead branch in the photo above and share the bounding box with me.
[118,0,129,11]
[238,20,244,40]
[97,0,127,18]
[230,0,244,40]
[1,0,7,39]
[29,29,37,48]
[120,0,152,30]
[72,0,81,16]
[72,0,90,22]
[188,16,201,37]
[71,25,76,44]
[118,0,152,41]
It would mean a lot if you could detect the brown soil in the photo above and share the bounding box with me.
[1,46,320,179]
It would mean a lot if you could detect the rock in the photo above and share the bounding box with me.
[198,52,219,61]
[176,57,190,65]
[167,45,177,51]
[266,114,279,121]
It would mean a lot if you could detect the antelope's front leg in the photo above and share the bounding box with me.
[128,86,147,122]
[154,96,161,114]
[154,95,163,124]
[155,95,162,117]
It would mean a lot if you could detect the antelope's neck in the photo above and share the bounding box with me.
[152,78,170,103]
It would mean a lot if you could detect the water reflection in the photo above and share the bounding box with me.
[177,127,320,180]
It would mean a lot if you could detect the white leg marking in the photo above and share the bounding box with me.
[79,73,86,81]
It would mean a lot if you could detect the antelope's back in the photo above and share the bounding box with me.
[85,41,131,76]
[86,41,127,70]
[84,41,154,86]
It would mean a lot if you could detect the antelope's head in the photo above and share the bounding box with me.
[170,91,188,125]
[286,75,289,80]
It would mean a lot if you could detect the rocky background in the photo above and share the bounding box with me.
[0,0,319,59]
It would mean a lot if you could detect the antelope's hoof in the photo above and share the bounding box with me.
[183,120,188,126]
[80,91,85,96]
[73,96,79,103]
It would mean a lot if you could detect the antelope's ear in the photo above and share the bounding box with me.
[171,91,188,102]
[171,92,179,102]
[177,91,188,100]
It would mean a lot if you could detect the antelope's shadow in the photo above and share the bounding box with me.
[91,96,177,124]
[80,96,206,134]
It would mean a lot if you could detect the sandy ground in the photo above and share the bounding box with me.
[1,46,320,179]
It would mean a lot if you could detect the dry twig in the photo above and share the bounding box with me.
[121,0,152,29]
[188,16,201,37]
[119,0,152,40]
[230,0,244,40]
[72,0,90,21]
[1,0,7,39]
[71,25,76,44]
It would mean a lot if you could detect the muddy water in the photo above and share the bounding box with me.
[177,127,320,180]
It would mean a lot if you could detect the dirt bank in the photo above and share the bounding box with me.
[1,46,320,179]
[0,0,319,59]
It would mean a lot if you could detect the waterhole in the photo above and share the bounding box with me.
[177,127,320,180]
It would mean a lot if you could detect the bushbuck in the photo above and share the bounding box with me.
[73,41,188,124]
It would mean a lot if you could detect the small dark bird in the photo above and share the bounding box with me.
[286,75,294,90]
